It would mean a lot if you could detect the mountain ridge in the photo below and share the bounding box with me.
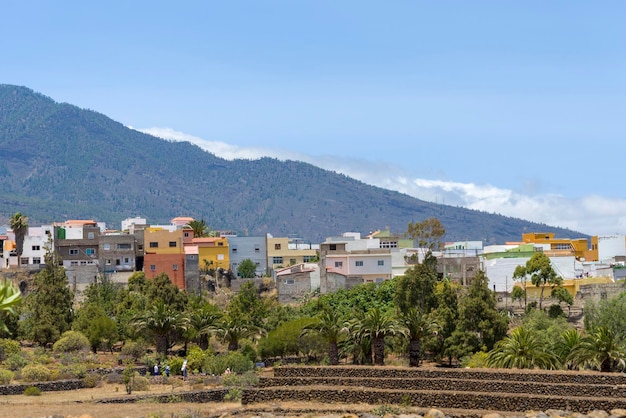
[0,84,587,244]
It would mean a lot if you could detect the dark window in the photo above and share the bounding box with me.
[275,244,281,250]
[149,242,158,248]
[169,241,177,247]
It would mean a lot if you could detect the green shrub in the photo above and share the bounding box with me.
[20,364,52,382]
[167,356,184,376]
[83,372,103,388]
[6,353,28,371]
[186,345,208,373]
[0,368,14,384]
[130,374,150,391]
[0,338,21,361]
[52,331,90,353]
[223,388,242,401]
[120,340,147,360]
[23,386,42,396]
[222,370,259,387]
[462,351,489,368]
[58,363,87,379]
[204,351,253,376]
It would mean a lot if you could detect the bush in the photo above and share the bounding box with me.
[462,351,489,368]
[223,387,242,401]
[23,386,42,396]
[6,353,29,371]
[83,372,103,388]
[222,370,259,387]
[58,363,88,379]
[53,331,90,353]
[20,364,52,382]
[0,338,21,361]
[167,356,184,376]
[0,368,14,384]
[186,345,208,373]
[120,340,147,361]
[204,351,254,376]
[130,374,150,391]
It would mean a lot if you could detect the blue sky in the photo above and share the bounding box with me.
[2,1,625,237]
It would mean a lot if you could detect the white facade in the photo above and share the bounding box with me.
[2,225,52,269]
[482,255,584,292]
[597,235,626,263]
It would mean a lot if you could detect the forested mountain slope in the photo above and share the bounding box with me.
[0,85,585,244]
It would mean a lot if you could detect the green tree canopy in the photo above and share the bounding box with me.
[237,259,257,279]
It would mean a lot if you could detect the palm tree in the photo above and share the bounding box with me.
[215,314,265,351]
[0,280,22,333]
[359,307,405,366]
[131,300,188,356]
[400,307,439,367]
[185,219,209,238]
[301,306,349,365]
[568,326,626,372]
[486,326,558,369]
[552,328,583,370]
[188,303,223,350]
[9,212,28,264]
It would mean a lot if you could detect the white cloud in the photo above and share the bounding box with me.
[134,127,626,237]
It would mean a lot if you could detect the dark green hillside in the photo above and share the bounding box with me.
[0,84,586,244]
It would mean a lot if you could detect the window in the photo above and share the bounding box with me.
[172,264,178,271]
[103,243,110,250]
[124,257,130,263]
[184,232,189,237]
[335,261,343,268]
[272,256,283,264]
[116,259,121,265]
[355,261,364,267]
[20,257,29,265]
[232,248,238,253]
[284,279,295,285]
[275,244,281,250]
[70,261,78,266]
[106,259,111,265]
[303,256,313,262]
[80,261,87,265]
[218,242,223,246]
[88,232,94,239]
[377,260,385,266]
[69,249,79,255]
[32,245,40,251]
[150,265,156,271]
[117,243,131,250]
[86,248,96,255]
[33,257,41,264]
[138,244,144,251]
[329,244,337,251]
[255,247,260,252]
[169,241,177,248]
[290,258,297,265]
[149,242,158,248]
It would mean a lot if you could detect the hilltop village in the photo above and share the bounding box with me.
[2,215,625,307]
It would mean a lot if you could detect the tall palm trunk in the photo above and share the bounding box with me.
[409,338,421,367]
[328,341,339,365]
[155,334,168,356]
[373,336,385,365]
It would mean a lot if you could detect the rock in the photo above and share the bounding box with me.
[483,413,505,418]
[588,410,610,418]
[610,410,626,418]
[424,409,446,418]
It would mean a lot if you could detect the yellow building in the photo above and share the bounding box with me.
[266,236,318,274]
[521,232,597,262]
[194,237,230,272]
[513,276,613,300]
[143,227,185,255]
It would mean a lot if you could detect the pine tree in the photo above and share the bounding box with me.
[19,246,74,347]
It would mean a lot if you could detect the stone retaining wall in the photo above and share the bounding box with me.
[259,376,626,398]
[242,387,626,413]
[95,388,229,404]
[242,366,626,414]
[273,365,626,386]
[0,379,84,395]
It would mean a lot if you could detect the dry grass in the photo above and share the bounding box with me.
[0,382,242,418]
